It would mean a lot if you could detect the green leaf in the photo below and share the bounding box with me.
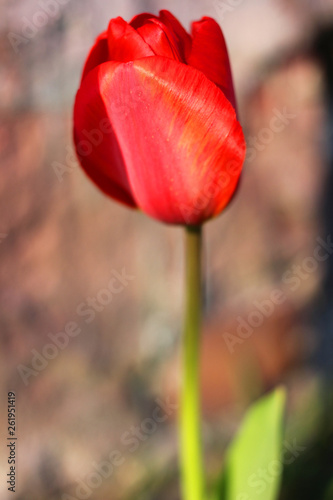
[215,387,286,500]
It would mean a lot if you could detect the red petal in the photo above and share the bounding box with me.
[94,57,245,225]
[159,10,192,61]
[73,62,136,208]
[130,12,158,29]
[107,17,154,62]
[188,17,237,112]
[81,31,109,83]
[137,19,183,60]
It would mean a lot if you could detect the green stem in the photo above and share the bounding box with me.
[180,224,204,500]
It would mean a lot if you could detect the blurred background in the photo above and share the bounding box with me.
[1,0,333,498]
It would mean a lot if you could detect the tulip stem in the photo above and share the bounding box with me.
[180,224,204,500]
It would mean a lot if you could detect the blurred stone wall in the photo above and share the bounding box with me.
[1,0,333,499]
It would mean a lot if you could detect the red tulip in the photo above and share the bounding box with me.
[73,10,246,225]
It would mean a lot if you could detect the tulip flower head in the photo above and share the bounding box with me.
[73,10,246,225]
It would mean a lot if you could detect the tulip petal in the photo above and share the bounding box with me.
[73,62,136,208]
[81,31,109,83]
[188,17,237,111]
[159,10,192,61]
[130,12,158,29]
[137,20,183,61]
[95,57,245,225]
[73,134,136,207]
[130,9,192,61]
[108,17,154,62]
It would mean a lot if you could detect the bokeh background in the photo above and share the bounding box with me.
[1,0,333,498]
